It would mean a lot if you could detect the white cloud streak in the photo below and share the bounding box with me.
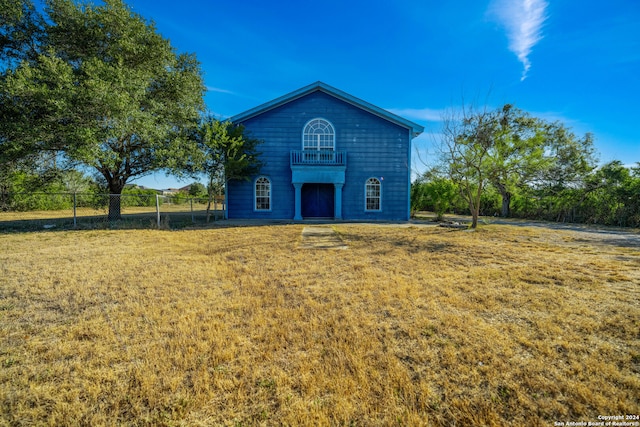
[206,86,235,95]
[387,107,445,122]
[489,0,548,81]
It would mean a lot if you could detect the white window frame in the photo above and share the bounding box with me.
[365,177,381,212]
[302,118,335,151]
[254,176,271,211]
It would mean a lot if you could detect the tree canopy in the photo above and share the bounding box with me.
[483,104,549,217]
[435,103,599,228]
[0,0,206,219]
[440,105,498,228]
[192,118,263,221]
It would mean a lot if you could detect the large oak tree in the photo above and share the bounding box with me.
[1,0,205,219]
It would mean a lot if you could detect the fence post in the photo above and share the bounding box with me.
[73,192,77,228]
[190,198,195,223]
[156,194,160,228]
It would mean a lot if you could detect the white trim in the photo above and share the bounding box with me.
[365,177,382,212]
[254,176,271,212]
[302,118,335,151]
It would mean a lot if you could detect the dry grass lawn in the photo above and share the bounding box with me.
[0,223,639,426]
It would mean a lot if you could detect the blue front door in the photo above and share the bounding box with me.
[302,184,334,218]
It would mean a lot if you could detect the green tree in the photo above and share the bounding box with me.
[193,119,262,221]
[1,0,205,220]
[580,161,637,226]
[410,181,428,217]
[540,123,597,191]
[485,104,548,218]
[441,105,499,228]
[412,168,460,221]
[187,182,207,198]
[533,122,598,222]
[1,1,54,192]
[0,167,95,211]
[0,150,66,210]
[627,164,640,227]
[439,103,600,227]
[1,0,44,66]
[62,169,94,193]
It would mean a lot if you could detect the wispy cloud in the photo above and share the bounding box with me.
[488,0,548,81]
[388,107,446,122]
[206,86,235,95]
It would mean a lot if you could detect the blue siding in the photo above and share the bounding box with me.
[228,90,412,221]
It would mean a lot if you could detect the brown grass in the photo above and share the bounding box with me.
[0,224,638,426]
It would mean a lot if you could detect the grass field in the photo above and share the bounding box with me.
[1,223,639,426]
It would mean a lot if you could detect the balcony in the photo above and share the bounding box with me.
[290,150,346,166]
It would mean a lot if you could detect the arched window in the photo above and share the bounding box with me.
[303,118,335,151]
[365,178,381,211]
[255,177,271,211]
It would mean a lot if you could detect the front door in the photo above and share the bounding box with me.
[301,184,334,218]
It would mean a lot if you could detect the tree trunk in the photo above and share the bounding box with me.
[108,192,122,221]
[471,212,478,229]
[501,191,512,217]
[495,182,512,217]
[469,183,483,229]
[0,188,9,212]
[205,176,215,223]
[471,197,480,229]
[107,180,126,221]
[206,193,212,223]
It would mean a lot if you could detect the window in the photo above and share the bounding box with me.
[365,178,381,211]
[255,177,271,211]
[303,118,335,151]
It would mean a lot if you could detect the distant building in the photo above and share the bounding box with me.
[227,82,424,221]
[178,184,193,193]
[161,188,180,196]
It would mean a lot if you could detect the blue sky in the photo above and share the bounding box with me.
[115,0,639,189]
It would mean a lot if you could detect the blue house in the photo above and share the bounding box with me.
[227,82,424,221]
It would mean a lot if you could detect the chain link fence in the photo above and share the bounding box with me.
[0,192,225,231]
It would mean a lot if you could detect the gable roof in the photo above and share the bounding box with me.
[229,81,425,138]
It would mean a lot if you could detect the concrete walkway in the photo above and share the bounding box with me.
[299,226,348,249]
